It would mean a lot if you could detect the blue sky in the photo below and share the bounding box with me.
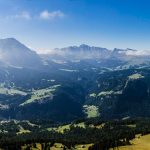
[1,0,150,53]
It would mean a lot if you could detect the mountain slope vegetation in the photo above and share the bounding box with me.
[0,38,150,122]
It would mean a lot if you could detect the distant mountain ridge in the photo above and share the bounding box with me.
[51,44,111,60]
[0,38,150,67]
[45,44,150,62]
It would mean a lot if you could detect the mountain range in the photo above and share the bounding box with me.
[0,38,150,122]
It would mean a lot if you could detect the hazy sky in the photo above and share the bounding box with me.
[1,0,150,53]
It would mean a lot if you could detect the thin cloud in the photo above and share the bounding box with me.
[39,10,65,20]
[4,10,65,21]
[126,50,150,56]
[11,11,32,20]
[8,11,31,20]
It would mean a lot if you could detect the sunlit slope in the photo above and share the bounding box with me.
[110,134,150,150]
